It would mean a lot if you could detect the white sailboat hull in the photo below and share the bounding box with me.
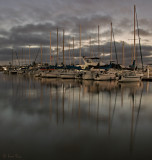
[94,74,116,81]
[82,71,94,80]
[41,71,59,78]
[119,76,141,82]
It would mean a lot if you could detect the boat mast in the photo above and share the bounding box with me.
[57,28,59,65]
[24,48,26,65]
[12,49,13,66]
[41,44,43,66]
[63,29,65,66]
[112,25,118,65]
[98,25,100,56]
[134,5,136,61]
[25,48,26,65]
[29,45,31,65]
[79,25,81,65]
[90,36,92,57]
[73,37,75,65]
[50,32,51,65]
[136,7,144,69]
[22,48,23,66]
[69,39,71,65]
[131,45,133,64]
[110,22,112,62]
[103,47,104,61]
[122,41,125,66]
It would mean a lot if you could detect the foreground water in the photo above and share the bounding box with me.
[0,73,152,160]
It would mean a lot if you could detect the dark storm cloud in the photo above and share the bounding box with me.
[0,0,115,28]
[1,0,152,65]
[11,22,55,33]
[138,18,152,30]
[0,23,58,48]
[0,37,10,47]
[0,30,9,37]
[61,14,113,32]
[9,14,113,36]
[117,18,132,29]
[130,28,152,37]
[136,28,152,36]
[0,32,49,48]
[0,48,12,61]
[0,13,113,49]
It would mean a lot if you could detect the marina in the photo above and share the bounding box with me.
[1,62,151,82]
[1,5,151,83]
[1,1,152,160]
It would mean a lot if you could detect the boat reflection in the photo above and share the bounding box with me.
[37,78,145,133]
[1,73,152,159]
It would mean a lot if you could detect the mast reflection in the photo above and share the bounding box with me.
[1,74,150,157]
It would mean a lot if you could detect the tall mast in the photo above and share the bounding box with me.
[103,47,104,61]
[73,37,75,65]
[25,48,26,65]
[90,36,91,57]
[51,49,54,65]
[122,41,125,66]
[79,25,81,65]
[134,5,136,61]
[69,39,71,65]
[41,44,43,65]
[98,25,100,56]
[131,45,133,64]
[110,22,112,62]
[136,46,138,65]
[29,45,31,65]
[12,49,13,66]
[63,29,65,66]
[22,48,23,66]
[57,28,59,65]
[50,32,51,65]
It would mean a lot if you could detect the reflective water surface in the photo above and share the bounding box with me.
[0,73,152,160]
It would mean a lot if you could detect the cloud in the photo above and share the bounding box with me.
[117,18,132,29]
[130,28,152,37]
[0,13,113,49]
[137,28,152,36]
[11,23,55,33]
[1,0,152,65]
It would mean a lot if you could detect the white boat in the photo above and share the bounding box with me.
[118,71,141,82]
[94,72,116,81]
[82,71,94,80]
[41,71,59,78]
[59,70,76,79]
[76,57,105,70]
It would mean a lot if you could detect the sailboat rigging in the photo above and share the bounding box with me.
[136,10,144,70]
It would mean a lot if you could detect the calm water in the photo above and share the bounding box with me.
[0,73,152,160]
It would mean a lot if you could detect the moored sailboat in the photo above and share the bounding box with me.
[118,71,141,82]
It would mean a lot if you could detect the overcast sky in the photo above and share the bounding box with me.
[0,0,152,65]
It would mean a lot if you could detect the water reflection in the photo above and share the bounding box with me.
[0,73,152,160]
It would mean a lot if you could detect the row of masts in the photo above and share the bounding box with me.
[11,5,137,67]
[11,25,126,66]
